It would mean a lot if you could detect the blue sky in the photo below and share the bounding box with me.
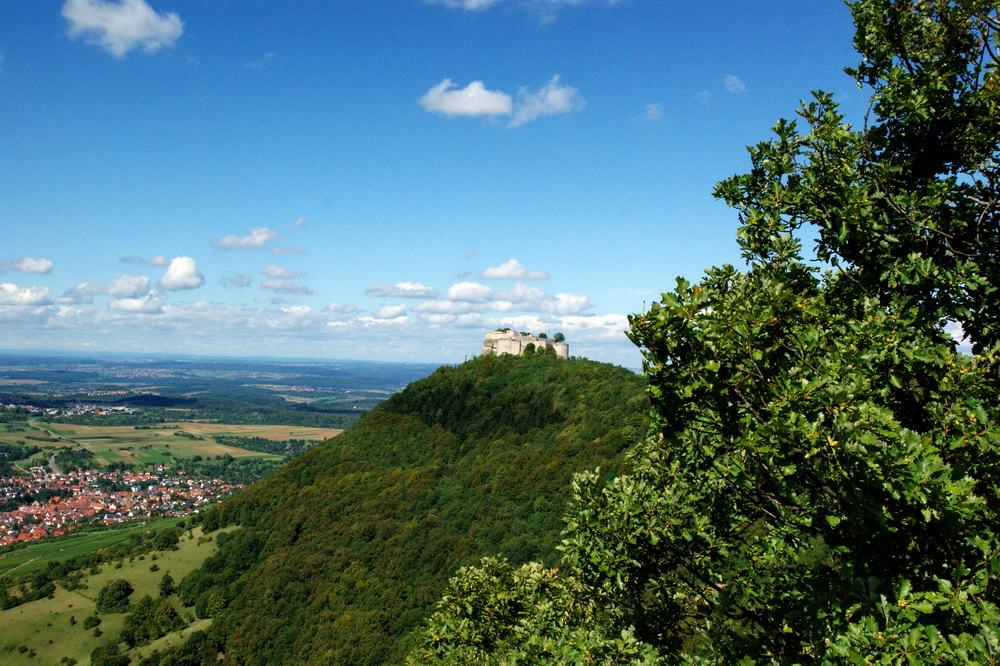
[0,0,865,366]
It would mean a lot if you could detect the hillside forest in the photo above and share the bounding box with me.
[138,354,648,664]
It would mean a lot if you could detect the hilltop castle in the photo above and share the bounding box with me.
[480,329,569,359]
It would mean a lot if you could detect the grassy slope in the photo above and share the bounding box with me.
[0,526,230,665]
[171,355,648,665]
[0,516,188,578]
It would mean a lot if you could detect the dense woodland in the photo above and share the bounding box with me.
[141,354,646,664]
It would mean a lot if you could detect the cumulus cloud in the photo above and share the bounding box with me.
[413,280,592,316]
[263,264,302,279]
[420,76,584,127]
[723,74,747,93]
[446,281,492,302]
[109,292,162,313]
[509,75,585,127]
[106,274,150,297]
[122,254,169,266]
[481,258,549,280]
[0,284,52,306]
[213,226,281,250]
[60,274,150,303]
[3,258,54,274]
[540,292,594,314]
[261,279,313,295]
[57,286,94,305]
[158,256,204,291]
[419,79,512,117]
[411,299,489,315]
[366,282,439,299]
[62,0,183,58]
[416,312,485,326]
[373,304,407,319]
[325,302,357,314]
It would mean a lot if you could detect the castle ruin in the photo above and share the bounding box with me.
[480,329,569,359]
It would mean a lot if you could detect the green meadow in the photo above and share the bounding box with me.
[0,516,189,578]
[0,525,231,665]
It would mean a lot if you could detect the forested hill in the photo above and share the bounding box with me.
[155,354,647,665]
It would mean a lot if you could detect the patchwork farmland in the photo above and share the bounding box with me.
[0,422,341,467]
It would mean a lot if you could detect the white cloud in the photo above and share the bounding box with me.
[481,258,549,280]
[494,281,546,306]
[366,282,439,299]
[263,264,302,279]
[413,281,592,317]
[945,320,972,354]
[419,79,512,117]
[60,274,151,303]
[412,299,489,315]
[122,254,169,266]
[723,74,747,93]
[420,76,584,127]
[57,285,95,304]
[540,292,594,314]
[62,0,183,58]
[268,246,306,255]
[557,313,630,339]
[158,256,204,291]
[0,284,52,306]
[261,279,313,296]
[509,75,585,127]
[325,302,357,314]
[695,90,712,105]
[106,274,151,297]
[416,312,484,326]
[0,304,55,324]
[109,292,162,314]
[213,226,281,250]
[3,258,54,274]
[373,304,407,319]
[446,281,492,302]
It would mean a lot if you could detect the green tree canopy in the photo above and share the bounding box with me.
[95,579,134,615]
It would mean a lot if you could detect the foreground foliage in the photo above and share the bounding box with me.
[410,1,1000,663]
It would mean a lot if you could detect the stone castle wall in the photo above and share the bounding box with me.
[481,330,569,359]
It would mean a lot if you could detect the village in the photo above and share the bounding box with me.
[0,465,243,548]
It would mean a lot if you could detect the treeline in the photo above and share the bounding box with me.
[0,443,41,476]
[146,354,647,664]
[53,447,95,472]
[212,436,320,459]
[180,454,286,485]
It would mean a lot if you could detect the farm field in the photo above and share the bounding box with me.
[0,422,341,466]
[0,524,233,665]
